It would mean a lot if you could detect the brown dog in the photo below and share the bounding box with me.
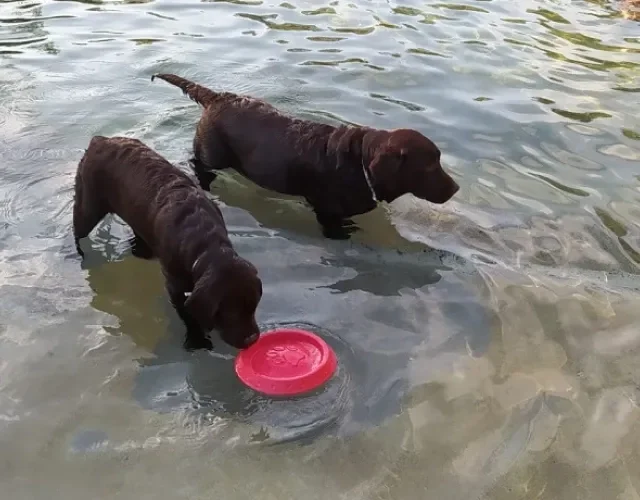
[73,136,263,350]
[152,74,459,239]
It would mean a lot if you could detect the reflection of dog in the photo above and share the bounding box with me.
[73,136,263,350]
[152,73,459,239]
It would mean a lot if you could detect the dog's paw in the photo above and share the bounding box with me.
[321,224,353,240]
[184,334,214,351]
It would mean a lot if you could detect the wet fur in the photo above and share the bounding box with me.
[73,136,263,350]
[152,73,460,239]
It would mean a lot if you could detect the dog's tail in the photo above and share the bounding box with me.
[151,73,218,107]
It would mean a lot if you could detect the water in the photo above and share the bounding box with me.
[1,0,640,498]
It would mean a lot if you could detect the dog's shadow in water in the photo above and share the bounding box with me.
[81,239,247,411]
[205,169,431,252]
[76,213,481,444]
[80,248,360,444]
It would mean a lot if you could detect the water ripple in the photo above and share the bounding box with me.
[1,0,640,497]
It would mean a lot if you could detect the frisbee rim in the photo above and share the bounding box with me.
[234,328,337,396]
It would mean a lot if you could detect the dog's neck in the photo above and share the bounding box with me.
[361,159,378,203]
[327,126,381,204]
[191,254,204,276]
[359,128,390,203]
[190,246,232,284]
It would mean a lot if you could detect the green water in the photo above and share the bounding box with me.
[1,0,640,498]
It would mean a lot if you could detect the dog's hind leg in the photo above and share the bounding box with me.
[189,156,219,190]
[128,232,154,260]
[191,131,234,190]
[72,181,107,258]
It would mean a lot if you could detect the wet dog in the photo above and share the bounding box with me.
[152,73,459,239]
[73,136,263,350]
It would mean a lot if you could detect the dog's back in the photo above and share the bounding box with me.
[77,136,195,218]
[73,136,229,261]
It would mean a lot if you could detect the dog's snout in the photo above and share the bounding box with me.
[244,332,260,347]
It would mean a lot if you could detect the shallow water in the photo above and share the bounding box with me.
[1,0,640,498]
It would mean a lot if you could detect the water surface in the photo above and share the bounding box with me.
[1,0,640,498]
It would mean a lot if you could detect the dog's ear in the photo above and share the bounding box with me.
[185,272,223,329]
[367,148,406,186]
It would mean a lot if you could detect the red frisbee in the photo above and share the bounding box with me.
[234,328,337,396]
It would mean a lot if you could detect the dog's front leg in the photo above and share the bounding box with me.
[313,211,358,240]
[165,277,213,351]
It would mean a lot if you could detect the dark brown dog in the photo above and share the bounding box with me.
[152,73,460,239]
[73,136,263,350]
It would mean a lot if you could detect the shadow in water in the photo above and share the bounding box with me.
[79,210,491,445]
[207,169,434,253]
[318,248,446,296]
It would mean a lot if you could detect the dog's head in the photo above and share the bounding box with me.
[186,257,263,349]
[363,129,459,204]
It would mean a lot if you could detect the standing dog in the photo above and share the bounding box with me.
[152,74,459,239]
[73,136,263,350]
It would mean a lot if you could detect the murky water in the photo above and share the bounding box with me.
[1,0,640,498]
